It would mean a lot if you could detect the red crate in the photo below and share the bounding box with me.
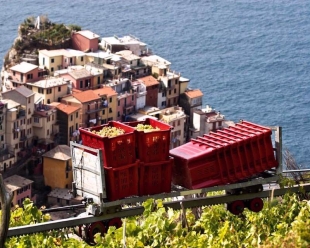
[170,140,224,189]
[139,157,173,196]
[105,160,139,201]
[79,121,136,168]
[124,118,172,162]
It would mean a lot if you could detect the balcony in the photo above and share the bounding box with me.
[86,104,106,114]
[20,135,27,141]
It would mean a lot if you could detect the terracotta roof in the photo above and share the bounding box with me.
[42,145,71,160]
[56,103,80,114]
[139,76,159,87]
[185,89,203,98]
[73,90,101,103]
[93,86,117,97]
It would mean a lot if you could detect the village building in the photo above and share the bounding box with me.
[42,145,72,189]
[71,30,100,52]
[4,175,34,206]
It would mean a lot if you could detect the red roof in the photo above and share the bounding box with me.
[185,89,203,98]
[73,90,101,103]
[139,76,159,87]
[93,86,117,97]
[56,103,80,114]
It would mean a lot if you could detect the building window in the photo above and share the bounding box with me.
[132,95,134,101]
[81,56,84,62]
[51,58,54,63]
[58,86,61,92]
[27,74,33,80]
[51,67,54,72]
[47,88,52,94]
[38,88,44,94]
[162,91,166,97]
[102,109,105,115]
[80,81,83,88]
[28,98,30,103]
[34,117,39,123]
[178,120,180,126]
[109,98,112,103]
[118,100,120,106]
[109,108,112,113]
[174,88,177,93]
[47,129,49,135]
[161,101,166,107]
[76,112,78,118]
[117,111,120,117]
[13,71,16,76]
[66,172,68,179]
[70,115,73,121]
[169,90,171,95]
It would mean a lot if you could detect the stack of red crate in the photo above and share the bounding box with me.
[79,121,139,201]
[125,118,173,196]
[169,120,278,190]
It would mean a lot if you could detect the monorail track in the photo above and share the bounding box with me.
[7,181,310,238]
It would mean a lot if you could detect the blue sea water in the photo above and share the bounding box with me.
[0,0,309,167]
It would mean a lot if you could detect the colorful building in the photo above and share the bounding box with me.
[71,30,100,52]
[4,175,34,206]
[43,145,72,189]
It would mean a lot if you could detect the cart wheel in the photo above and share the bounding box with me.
[228,200,245,215]
[87,221,106,243]
[248,198,264,212]
[107,218,122,229]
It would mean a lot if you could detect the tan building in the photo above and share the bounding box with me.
[93,86,118,124]
[32,103,59,142]
[2,86,35,159]
[26,76,70,104]
[39,49,86,75]
[43,145,72,189]
[159,106,187,149]
[0,101,15,172]
[53,102,81,145]
[61,90,102,128]
[4,175,34,206]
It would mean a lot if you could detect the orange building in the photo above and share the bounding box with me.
[43,145,72,189]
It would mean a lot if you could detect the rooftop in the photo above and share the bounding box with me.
[185,89,203,98]
[4,175,33,192]
[116,50,140,61]
[93,86,118,97]
[56,102,80,114]
[76,30,100,40]
[69,68,93,79]
[42,145,71,160]
[15,85,36,97]
[10,62,38,73]
[138,75,159,87]
[141,55,171,67]
[27,77,69,88]
[72,90,101,103]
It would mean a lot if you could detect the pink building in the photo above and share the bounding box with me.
[9,62,46,87]
[4,175,34,207]
[71,30,100,52]
[59,67,95,90]
[117,92,136,121]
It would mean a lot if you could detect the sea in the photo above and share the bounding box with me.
[0,0,309,168]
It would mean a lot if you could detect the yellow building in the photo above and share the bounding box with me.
[43,145,72,189]
[26,77,70,104]
[39,49,86,75]
[32,103,59,141]
[93,86,118,123]
[2,86,35,160]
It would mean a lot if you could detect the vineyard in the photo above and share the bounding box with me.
[4,191,310,247]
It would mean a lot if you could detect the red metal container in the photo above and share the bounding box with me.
[124,118,172,163]
[139,157,173,196]
[105,160,139,201]
[169,121,278,190]
[79,121,136,168]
